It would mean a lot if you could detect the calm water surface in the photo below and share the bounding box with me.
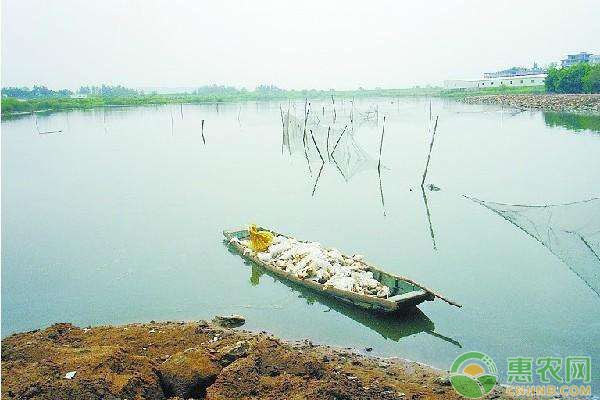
[2,98,599,387]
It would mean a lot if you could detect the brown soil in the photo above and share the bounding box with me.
[1,320,510,400]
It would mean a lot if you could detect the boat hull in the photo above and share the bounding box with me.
[223,228,434,313]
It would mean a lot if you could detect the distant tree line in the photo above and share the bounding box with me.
[545,63,600,93]
[77,85,141,96]
[1,85,142,99]
[190,84,284,96]
[1,84,444,116]
[1,86,73,99]
[192,85,244,95]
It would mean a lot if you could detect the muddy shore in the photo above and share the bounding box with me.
[1,319,512,400]
[460,93,600,114]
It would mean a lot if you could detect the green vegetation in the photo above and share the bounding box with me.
[3,76,594,117]
[1,96,104,115]
[2,85,444,116]
[545,63,600,93]
[76,85,142,97]
[1,84,142,100]
[439,85,545,98]
[1,85,73,99]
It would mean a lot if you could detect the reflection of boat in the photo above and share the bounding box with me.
[231,247,461,346]
[466,196,600,296]
[224,227,461,312]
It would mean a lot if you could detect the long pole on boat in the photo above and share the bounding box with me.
[359,261,462,308]
[394,274,462,308]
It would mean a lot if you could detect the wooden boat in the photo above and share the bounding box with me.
[223,227,461,313]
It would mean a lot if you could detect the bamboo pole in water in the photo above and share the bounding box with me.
[377,116,386,216]
[310,129,325,163]
[201,119,206,144]
[331,95,336,124]
[326,126,331,162]
[330,125,348,157]
[421,116,439,187]
[310,129,326,197]
[378,116,385,173]
[280,105,285,155]
[302,99,310,147]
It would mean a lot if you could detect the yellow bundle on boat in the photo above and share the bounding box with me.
[248,224,273,252]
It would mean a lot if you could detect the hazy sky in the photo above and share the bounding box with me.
[2,0,599,90]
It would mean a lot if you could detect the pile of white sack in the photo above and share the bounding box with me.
[233,235,390,298]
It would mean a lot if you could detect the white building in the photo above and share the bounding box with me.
[444,74,546,90]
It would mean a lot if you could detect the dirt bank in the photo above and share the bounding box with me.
[1,319,510,400]
[460,94,600,114]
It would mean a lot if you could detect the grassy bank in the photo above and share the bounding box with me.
[439,85,545,98]
[1,85,551,117]
[1,87,444,116]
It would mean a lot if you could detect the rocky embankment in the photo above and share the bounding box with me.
[1,317,509,400]
[460,94,600,114]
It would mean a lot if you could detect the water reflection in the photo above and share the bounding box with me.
[466,196,600,296]
[543,112,600,133]
[421,187,437,250]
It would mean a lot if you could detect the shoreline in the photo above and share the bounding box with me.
[459,93,600,114]
[3,93,599,120]
[1,318,512,400]
[0,89,437,118]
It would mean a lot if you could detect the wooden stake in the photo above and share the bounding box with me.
[326,126,331,161]
[331,95,336,124]
[310,129,325,163]
[421,116,439,187]
[377,116,386,216]
[377,116,386,173]
[280,105,285,155]
[330,125,348,157]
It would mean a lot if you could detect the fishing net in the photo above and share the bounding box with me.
[282,110,380,181]
[468,196,600,296]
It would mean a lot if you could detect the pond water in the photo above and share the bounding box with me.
[2,98,599,388]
